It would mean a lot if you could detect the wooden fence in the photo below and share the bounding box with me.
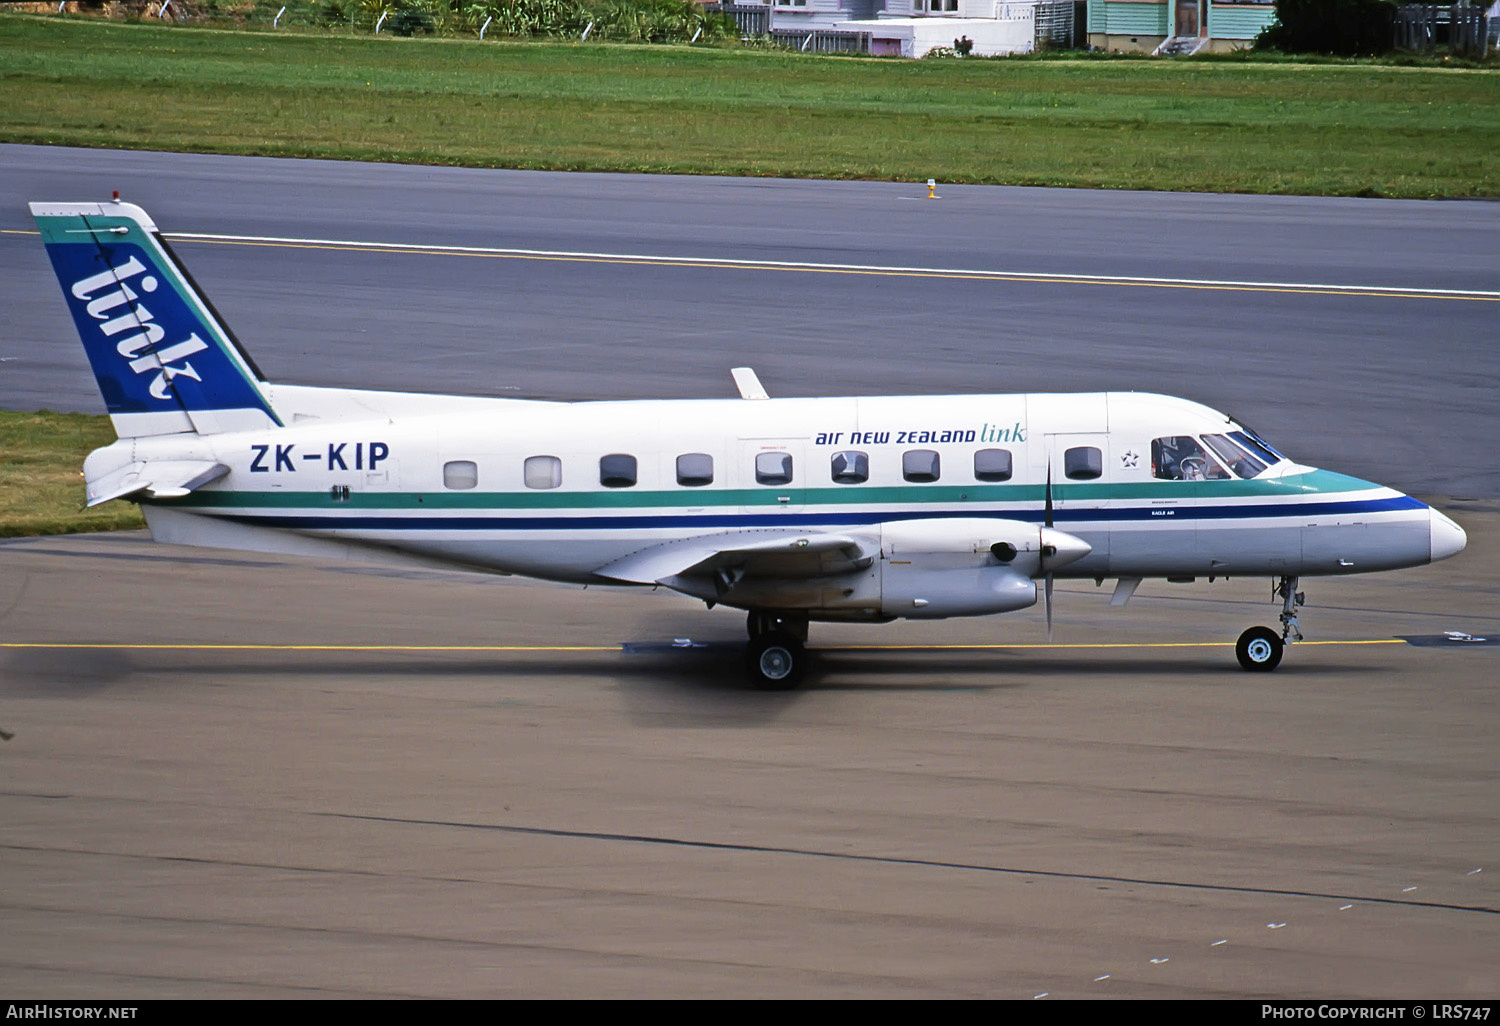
[1393,3,1490,54]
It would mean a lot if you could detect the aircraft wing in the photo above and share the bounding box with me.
[595,530,875,585]
[85,460,229,507]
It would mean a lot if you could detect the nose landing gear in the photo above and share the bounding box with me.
[1236,576,1304,672]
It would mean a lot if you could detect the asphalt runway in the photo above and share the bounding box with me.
[1,504,1497,998]
[1,144,1497,496]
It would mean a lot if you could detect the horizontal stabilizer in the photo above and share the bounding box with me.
[597,530,872,584]
[86,460,228,507]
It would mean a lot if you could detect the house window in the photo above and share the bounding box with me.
[755,451,794,486]
[903,449,940,483]
[599,454,638,488]
[676,453,714,487]
[443,460,478,490]
[524,455,562,490]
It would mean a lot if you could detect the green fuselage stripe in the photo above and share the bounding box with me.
[162,470,1368,512]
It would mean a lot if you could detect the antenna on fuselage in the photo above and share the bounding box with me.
[731,367,770,400]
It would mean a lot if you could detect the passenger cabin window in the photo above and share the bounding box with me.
[1202,433,1269,479]
[755,452,794,486]
[599,454,637,488]
[1152,436,1228,481]
[973,448,1012,482]
[903,449,940,483]
[1064,446,1102,481]
[676,453,714,487]
[524,455,562,490]
[443,460,478,490]
[831,451,868,484]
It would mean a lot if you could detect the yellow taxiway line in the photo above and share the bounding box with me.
[0,640,1405,652]
[5,229,1495,303]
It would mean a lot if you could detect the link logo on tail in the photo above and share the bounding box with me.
[32,200,280,437]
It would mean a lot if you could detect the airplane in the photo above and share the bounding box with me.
[29,198,1469,688]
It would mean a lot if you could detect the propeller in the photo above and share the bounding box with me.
[1044,462,1054,641]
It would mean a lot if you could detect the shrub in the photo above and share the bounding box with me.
[1256,0,1398,56]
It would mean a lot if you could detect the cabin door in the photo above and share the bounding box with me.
[1041,433,1111,566]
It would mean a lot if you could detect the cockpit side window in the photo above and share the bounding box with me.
[1152,436,1229,481]
[1203,433,1269,479]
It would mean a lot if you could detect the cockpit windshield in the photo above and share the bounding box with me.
[1229,429,1284,467]
[1154,430,1288,481]
[1203,433,1270,479]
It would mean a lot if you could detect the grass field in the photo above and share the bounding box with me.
[1,14,1497,196]
[0,411,143,537]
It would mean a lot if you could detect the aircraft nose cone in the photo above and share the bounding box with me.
[1429,508,1467,563]
[1039,527,1092,571]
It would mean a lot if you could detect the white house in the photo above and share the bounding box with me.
[742,0,1043,57]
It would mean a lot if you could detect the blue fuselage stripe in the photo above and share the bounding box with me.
[207,495,1427,533]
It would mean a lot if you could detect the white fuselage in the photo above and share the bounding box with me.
[90,387,1463,621]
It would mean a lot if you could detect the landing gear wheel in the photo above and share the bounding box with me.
[1236,626,1284,672]
[747,631,805,690]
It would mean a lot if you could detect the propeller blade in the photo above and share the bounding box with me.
[1045,572,1054,642]
[1044,460,1055,640]
[1044,461,1054,529]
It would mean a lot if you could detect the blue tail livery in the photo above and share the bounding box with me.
[31,200,280,437]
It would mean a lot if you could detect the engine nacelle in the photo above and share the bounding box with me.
[881,563,1037,619]
[876,517,1090,618]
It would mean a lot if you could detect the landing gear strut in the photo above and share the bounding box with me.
[1276,575,1305,643]
[1236,576,1303,672]
[747,611,809,642]
[745,611,809,689]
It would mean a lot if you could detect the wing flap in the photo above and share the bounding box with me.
[597,530,873,585]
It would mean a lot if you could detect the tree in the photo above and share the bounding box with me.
[1256,0,1398,55]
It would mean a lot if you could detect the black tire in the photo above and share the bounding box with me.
[746,631,805,690]
[1236,626,1284,672]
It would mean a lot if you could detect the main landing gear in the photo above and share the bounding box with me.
[746,611,809,689]
[1236,576,1304,672]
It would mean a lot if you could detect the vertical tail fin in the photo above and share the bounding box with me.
[31,200,281,438]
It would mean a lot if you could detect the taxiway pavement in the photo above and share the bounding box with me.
[1,145,1496,497]
[1,506,1495,997]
